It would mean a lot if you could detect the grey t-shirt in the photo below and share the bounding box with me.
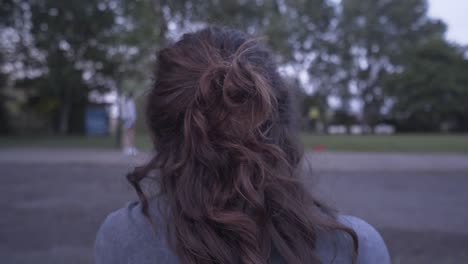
[95,200,390,264]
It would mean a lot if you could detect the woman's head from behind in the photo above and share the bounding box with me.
[130,26,357,264]
[148,26,299,164]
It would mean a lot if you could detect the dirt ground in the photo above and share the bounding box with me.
[1,159,467,263]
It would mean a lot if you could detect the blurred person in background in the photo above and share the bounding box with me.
[121,91,138,156]
[95,26,390,264]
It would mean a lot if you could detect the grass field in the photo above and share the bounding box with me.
[1,133,467,153]
[302,133,468,153]
[0,134,153,150]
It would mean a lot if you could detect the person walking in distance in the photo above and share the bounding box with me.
[121,91,137,156]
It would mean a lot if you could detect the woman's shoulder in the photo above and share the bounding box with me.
[95,201,390,264]
[316,215,391,264]
[94,200,177,264]
[341,215,391,264]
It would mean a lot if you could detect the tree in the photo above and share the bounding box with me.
[0,0,18,134]
[385,39,468,132]
[0,53,10,134]
[117,0,339,131]
[116,0,165,85]
[6,0,463,135]
[4,0,340,135]
[337,0,446,130]
[23,0,121,133]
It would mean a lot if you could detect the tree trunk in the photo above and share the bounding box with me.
[58,87,72,134]
[153,0,168,47]
[115,87,123,148]
[58,102,70,134]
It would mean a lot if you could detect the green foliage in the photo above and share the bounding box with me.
[385,39,468,131]
[0,60,10,134]
[9,0,123,133]
[337,0,446,128]
[1,0,467,135]
[0,0,16,134]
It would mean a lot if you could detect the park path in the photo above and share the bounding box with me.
[0,147,467,172]
[1,148,467,263]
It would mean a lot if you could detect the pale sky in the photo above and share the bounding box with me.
[330,0,468,45]
[428,0,468,44]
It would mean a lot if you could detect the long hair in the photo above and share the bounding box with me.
[128,26,358,264]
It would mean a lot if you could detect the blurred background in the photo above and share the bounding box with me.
[0,0,467,263]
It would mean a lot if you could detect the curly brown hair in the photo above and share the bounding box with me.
[127,26,358,264]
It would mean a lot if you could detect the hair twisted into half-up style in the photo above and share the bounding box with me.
[127,26,358,264]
